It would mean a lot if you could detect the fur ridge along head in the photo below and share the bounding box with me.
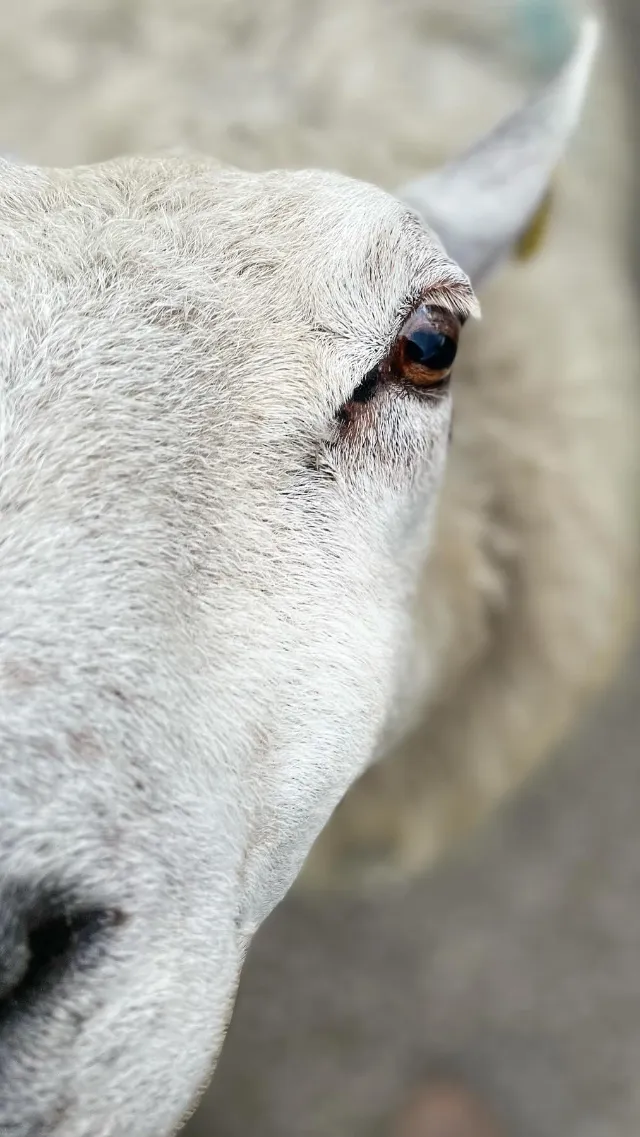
[0,19,597,1137]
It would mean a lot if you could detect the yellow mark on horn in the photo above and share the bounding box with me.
[514,185,555,261]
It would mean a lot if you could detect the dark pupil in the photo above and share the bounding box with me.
[404,330,457,372]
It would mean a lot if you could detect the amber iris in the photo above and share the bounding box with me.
[386,305,460,389]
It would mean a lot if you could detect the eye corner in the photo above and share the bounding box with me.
[335,366,380,427]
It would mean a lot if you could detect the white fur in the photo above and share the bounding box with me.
[0,6,636,1136]
[0,157,476,1134]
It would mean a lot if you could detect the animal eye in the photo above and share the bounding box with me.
[336,304,461,428]
[386,305,460,389]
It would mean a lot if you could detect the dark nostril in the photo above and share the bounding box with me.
[0,888,124,1020]
[19,910,103,1001]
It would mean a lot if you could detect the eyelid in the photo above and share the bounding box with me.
[393,294,467,350]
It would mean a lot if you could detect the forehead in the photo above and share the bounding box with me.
[0,156,474,339]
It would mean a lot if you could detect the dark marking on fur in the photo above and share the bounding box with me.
[107,686,129,705]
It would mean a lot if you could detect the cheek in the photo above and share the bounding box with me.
[375,399,452,553]
[237,643,397,933]
[339,389,451,491]
[374,411,451,582]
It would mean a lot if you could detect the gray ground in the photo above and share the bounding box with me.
[184,5,640,1134]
